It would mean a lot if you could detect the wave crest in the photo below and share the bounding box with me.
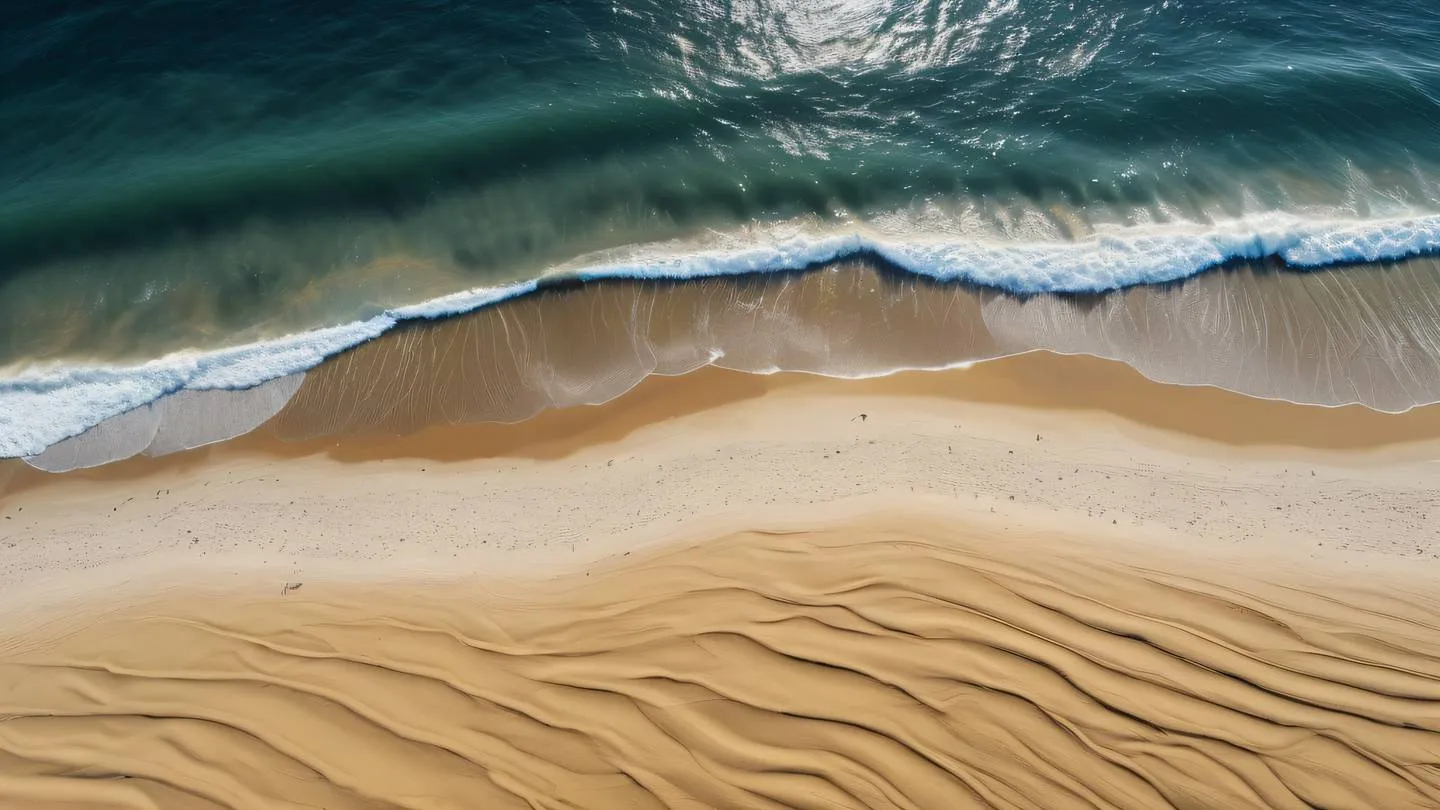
[6,213,1440,464]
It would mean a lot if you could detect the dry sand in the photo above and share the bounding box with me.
[3,352,1440,808]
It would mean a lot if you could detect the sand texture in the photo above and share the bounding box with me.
[3,515,1440,809]
[7,356,1440,605]
[4,354,1440,809]
[27,255,1440,472]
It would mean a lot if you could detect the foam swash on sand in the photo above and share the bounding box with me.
[7,1,1440,808]
[6,211,1440,461]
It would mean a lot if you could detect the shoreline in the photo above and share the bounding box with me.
[13,250,1440,467]
[5,346,1440,809]
[4,350,1439,621]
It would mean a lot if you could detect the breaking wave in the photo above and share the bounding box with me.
[5,212,1440,462]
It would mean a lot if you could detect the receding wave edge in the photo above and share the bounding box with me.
[4,212,1440,460]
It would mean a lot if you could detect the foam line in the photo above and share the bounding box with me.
[3,213,1439,459]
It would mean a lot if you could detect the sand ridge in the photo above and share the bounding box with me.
[3,515,1440,809]
[4,354,1440,808]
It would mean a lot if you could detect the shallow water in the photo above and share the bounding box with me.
[20,257,1440,471]
[7,0,1440,461]
[8,0,1440,352]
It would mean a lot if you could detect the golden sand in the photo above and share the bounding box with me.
[3,352,1440,808]
[4,514,1440,809]
[28,256,1440,473]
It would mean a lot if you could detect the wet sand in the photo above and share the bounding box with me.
[25,256,1440,472]
[3,353,1440,808]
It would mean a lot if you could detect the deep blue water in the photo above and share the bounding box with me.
[7,0,1440,261]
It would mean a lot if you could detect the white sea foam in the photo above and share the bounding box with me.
[3,213,1438,459]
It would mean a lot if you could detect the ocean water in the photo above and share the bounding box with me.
[5,0,1440,464]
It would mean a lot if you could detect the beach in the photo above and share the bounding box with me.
[7,3,1440,803]
[4,352,1440,808]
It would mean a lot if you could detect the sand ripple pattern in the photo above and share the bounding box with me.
[3,523,1440,809]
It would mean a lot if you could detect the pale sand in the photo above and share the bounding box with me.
[3,352,1440,807]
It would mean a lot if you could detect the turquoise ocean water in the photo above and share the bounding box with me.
[5,0,1440,459]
